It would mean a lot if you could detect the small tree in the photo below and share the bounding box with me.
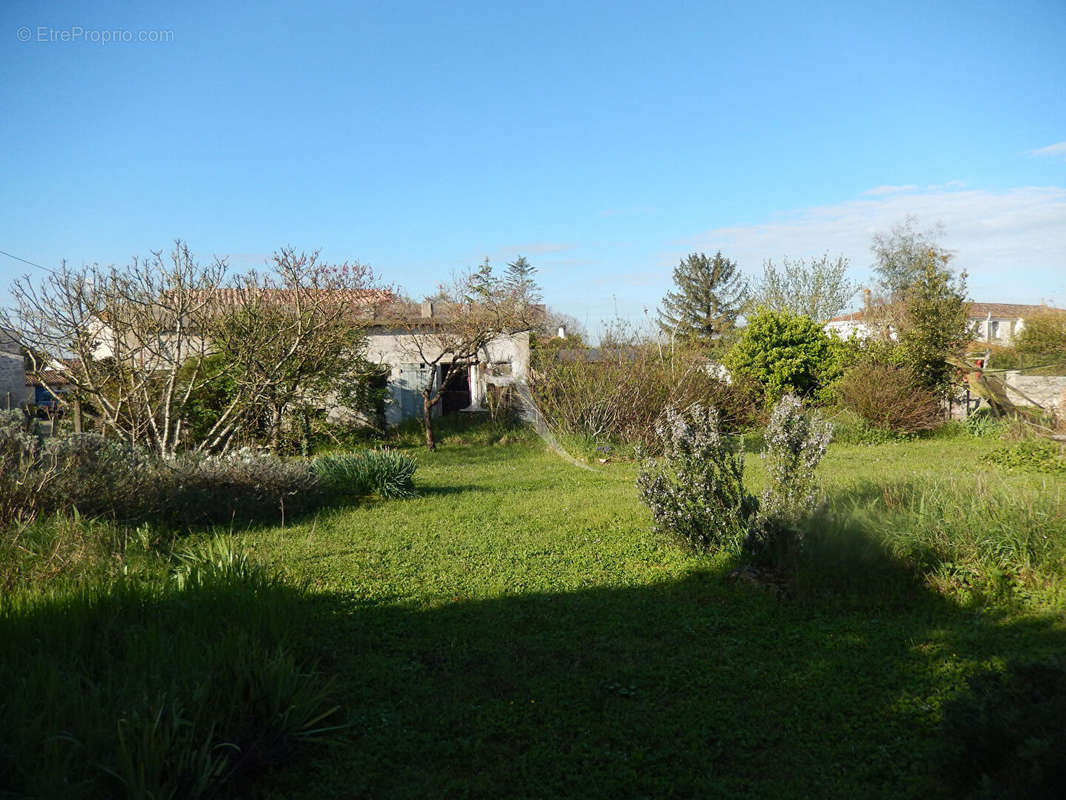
[658,251,748,349]
[871,216,952,300]
[726,308,836,402]
[207,249,384,452]
[898,252,969,396]
[756,253,855,323]
[1016,309,1066,361]
[1,242,227,455]
[636,403,756,553]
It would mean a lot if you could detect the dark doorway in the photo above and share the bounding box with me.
[439,363,471,415]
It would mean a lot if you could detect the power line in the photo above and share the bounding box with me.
[0,248,56,274]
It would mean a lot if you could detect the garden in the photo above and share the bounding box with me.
[3,408,1066,799]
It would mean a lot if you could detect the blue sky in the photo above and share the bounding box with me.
[2,0,1065,337]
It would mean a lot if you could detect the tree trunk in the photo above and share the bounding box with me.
[270,404,284,454]
[422,393,436,451]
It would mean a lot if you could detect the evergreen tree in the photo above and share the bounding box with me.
[658,251,748,347]
[504,256,541,305]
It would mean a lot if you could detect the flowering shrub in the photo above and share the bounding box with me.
[636,404,757,553]
[745,395,832,561]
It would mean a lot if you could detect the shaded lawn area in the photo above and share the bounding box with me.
[240,438,1065,798]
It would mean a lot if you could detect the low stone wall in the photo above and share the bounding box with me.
[1003,372,1066,413]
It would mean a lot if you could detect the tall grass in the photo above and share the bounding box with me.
[808,476,1066,602]
[0,540,342,799]
[312,449,417,499]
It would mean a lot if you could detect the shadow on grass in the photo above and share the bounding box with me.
[6,514,1065,799]
[272,553,1066,798]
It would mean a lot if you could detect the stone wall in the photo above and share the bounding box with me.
[1003,371,1066,414]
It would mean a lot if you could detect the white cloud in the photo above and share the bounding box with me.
[862,184,919,196]
[687,185,1066,307]
[1031,141,1066,158]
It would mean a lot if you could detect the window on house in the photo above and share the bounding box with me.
[990,320,1000,339]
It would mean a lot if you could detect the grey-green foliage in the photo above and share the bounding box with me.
[745,396,832,560]
[636,398,832,562]
[636,404,757,553]
[756,253,855,323]
[657,251,749,348]
[871,216,954,299]
[312,449,417,499]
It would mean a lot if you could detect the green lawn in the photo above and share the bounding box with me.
[221,435,1066,798]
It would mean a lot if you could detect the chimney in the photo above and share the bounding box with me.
[557,325,566,339]
[421,300,434,319]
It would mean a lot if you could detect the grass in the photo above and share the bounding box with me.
[230,430,1066,798]
[5,421,1066,797]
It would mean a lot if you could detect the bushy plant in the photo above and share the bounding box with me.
[531,341,761,449]
[726,308,837,403]
[312,449,417,499]
[745,396,832,561]
[838,358,944,434]
[636,404,757,553]
[940,657,1066,798]
[158,449,325,525]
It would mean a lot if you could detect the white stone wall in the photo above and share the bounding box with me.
[1003,372,1066,413]
[0,329,30,409]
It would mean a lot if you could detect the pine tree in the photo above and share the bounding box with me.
[504,256,541,304]
[658,251,748,347]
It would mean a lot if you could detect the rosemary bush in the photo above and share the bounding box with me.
[636,404,756,553]
[745,395,832,561]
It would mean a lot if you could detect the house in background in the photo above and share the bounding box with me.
[0,327,31,410]
[363,300,534,427]
[826,301,1064,344]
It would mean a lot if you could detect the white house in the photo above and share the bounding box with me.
[826,301,1063,345]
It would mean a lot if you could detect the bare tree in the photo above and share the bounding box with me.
[2,243,387,455]
[2,242,227,455]
[385,261,541,450]
[207,249,386,452]
[756,253,855,323]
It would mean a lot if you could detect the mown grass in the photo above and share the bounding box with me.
[225,429,1066,798]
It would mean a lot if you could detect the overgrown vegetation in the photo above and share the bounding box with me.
[530,337,760,450]
[1,410,418,529]
[0,548,342,799]
[313,449,417,498]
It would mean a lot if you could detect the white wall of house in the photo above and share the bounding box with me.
[0,328,31,409]
[365,330,531,426]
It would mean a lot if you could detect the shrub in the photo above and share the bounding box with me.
[0,417,330,529]
[745,396,832,561]
[531,342,761,449]
[726,308,837,403]
[636,404,757,553]
[157,450,325,526]
[838,358,944,434]
[940,657,1066,798]
[1016,308,1066,359]
[312,449,417,499]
